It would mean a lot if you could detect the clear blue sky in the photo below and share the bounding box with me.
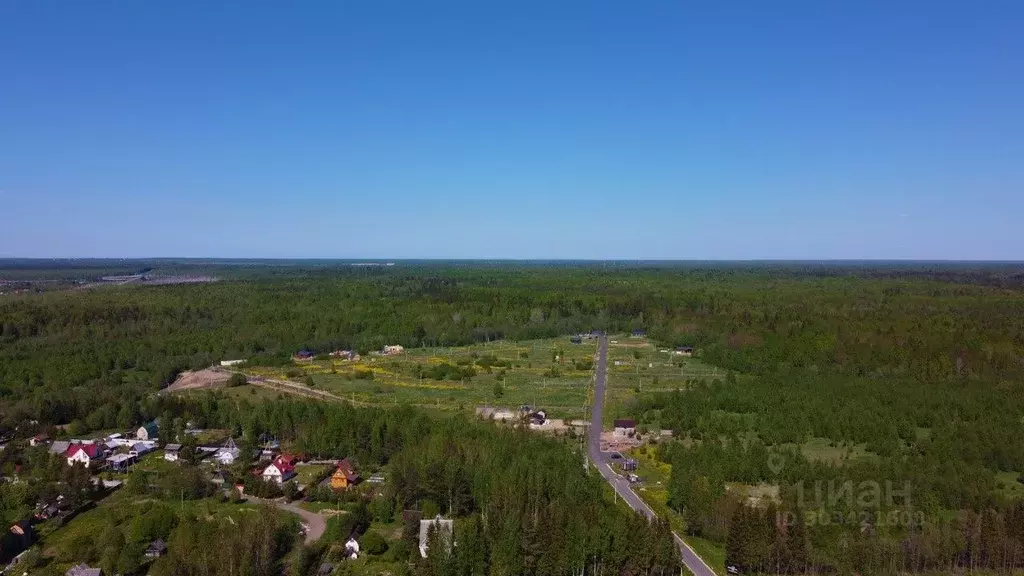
[1,1,1021,259]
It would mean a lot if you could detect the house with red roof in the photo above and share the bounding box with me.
[262,456,297,484]
[66,443,105,467]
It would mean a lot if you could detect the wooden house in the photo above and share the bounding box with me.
[330,458,360,490]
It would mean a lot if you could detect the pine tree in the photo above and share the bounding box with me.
[726,504,750,572]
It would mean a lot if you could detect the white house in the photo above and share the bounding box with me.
[418,516,454,558]
[164,444,182,462]
[215,438,241,465]
[66,444,104,467]
[382,345,404,355]
[262,457,296,484]
[220,359,246,367]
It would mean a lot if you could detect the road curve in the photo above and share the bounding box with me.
[589,335,718,576]
[244,496,327,544]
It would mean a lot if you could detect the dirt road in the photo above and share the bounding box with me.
[244,496,327,544]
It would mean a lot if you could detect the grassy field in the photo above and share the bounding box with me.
[604,335,725,425]
[793,436,878,466]
[242,337,599,419]
[996,471,1024,500]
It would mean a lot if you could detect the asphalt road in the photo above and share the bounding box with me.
[589,335,718,576]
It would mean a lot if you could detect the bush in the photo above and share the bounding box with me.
[361,530,388,555]
[244,477,283,499]
[421,362,476,381]
[370,496,394,522]
[325,513,357,541]
[285,368,303,379]
[389,538,412,561]
[282,480,299,501]
[354,369,375,380]
[227,373,247,387]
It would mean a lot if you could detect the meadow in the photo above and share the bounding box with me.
[603,336,726,425]
[242,337,599,420]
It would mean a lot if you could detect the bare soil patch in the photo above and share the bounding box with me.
[166,368,229,392]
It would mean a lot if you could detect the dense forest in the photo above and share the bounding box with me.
[3,261,1024,574]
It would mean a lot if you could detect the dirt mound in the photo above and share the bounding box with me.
[166,368,229,392]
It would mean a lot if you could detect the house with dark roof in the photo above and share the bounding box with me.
[164,443,182,462]
[145,538,167,558]
[330,458,360,490]
[105,453,136,472]
[66,564,102,576]
[49,440,71,455]
[613,419,637,438]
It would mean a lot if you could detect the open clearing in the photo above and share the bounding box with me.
[166,368,229,392]
[241,337,599,419]
[603,336,725,424]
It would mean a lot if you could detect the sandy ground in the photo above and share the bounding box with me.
[166,368,230,392]
[600,430,643,453]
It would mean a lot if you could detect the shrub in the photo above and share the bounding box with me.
[244,477,283,499]
[282,480,299,501]
[370,496,394,522]
[361,530,388,555]
[227,373,247,387]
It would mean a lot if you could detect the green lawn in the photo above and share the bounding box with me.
[295,464,329,486]
[794,437,878,466]
[996,471,1024,500]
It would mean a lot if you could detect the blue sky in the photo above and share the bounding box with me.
[1,1,1021,259]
